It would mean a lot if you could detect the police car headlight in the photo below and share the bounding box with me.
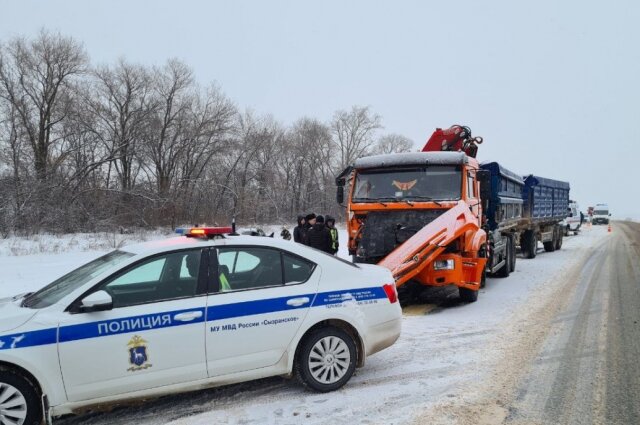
[434,259,455,270]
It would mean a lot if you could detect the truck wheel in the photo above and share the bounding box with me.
[495,237,511,278]
[397,282,419,306]
[480,266,487,288]
[0,367,42,425]
[295,327,357,392]
[543,240,555,252]
[459,287,478,303]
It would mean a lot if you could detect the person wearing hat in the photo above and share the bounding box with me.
[293,215,305,243]
[307,215,332,253]
[301,213,316,245]
[325,215,339,255]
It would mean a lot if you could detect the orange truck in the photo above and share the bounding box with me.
[335,125,489,303]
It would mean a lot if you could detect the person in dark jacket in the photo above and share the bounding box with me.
[325,215,339,255]
[293,215,305,243]
[307,215,332,253]
[302,213,316,245]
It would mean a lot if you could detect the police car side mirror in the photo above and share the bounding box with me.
[79,290,113,313]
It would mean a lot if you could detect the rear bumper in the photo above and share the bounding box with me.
[364,317,401,358]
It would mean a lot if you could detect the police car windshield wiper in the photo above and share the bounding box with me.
[407,196,443,206]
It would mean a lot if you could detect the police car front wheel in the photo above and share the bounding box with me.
[0,367,42,425]
[296,327,357,392]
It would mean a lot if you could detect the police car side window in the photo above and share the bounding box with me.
[102,250,202,308]
[216,247,283,291]
[283,254,314,284]
[110,258,164,287]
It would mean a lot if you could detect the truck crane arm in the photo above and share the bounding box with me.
[422,125,483,158]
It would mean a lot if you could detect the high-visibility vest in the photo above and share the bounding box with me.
[329,228,338,251]
[220,272,231,291]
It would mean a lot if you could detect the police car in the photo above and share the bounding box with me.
[0,227,401,424]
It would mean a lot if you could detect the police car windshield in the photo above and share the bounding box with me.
[23,250,135,309]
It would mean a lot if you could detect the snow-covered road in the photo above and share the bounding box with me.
[0,225,610,424]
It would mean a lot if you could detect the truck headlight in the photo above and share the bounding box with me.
[434,259,455,270]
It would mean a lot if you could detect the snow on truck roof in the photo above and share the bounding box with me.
[353,152,468,170]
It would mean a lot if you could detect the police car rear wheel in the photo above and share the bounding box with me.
[296,327,356,392]
[0,368,42,425]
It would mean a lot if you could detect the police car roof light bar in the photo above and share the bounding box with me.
[175,226,233,238]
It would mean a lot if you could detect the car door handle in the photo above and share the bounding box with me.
[286,297,310,307]
[173,311,203,322]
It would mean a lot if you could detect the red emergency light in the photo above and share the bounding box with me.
[175,226,233,238]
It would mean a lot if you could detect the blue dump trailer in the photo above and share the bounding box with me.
[520,175,570,258]
[479,163,570,277]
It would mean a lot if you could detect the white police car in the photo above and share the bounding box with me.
[0,227,401,424]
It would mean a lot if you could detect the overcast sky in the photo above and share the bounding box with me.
[1,0,638,218]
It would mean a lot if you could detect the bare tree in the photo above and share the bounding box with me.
[141,59,194,196]
[331,105,382,170]
[90,59,154,190]
[373,133,415,154]
[0,29,403,233]
[0,29,88,180]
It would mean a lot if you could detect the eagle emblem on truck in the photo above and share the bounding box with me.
[392,179,417,191]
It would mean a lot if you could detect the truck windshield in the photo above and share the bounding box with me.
[22,250,135,309]
[352,165,462,202]
[594,210,608,215]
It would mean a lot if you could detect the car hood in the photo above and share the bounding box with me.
[0,296,38,333]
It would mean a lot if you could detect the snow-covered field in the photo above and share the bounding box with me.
[0,224,610,424]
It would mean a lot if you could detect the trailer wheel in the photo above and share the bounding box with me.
[544,227,558,252]
[459,287,478,303]
[523,230,537,259]
[555,230,563,250]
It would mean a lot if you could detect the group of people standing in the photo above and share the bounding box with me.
[293,213,339,255]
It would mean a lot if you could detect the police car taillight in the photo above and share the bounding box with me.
[175,226,233,238]
[383,283,398,304]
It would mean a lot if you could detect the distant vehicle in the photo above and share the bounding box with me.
[592,204,610,225]
[0,227,401,423]
[563,200,582,235]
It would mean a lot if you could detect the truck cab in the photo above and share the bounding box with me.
[336,151,487,303]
